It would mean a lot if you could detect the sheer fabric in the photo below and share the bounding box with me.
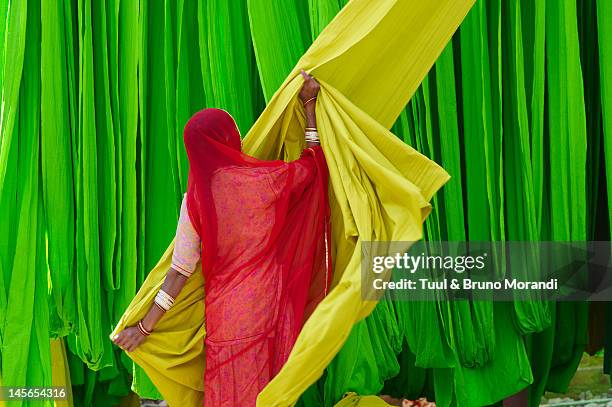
[183,108,331,406]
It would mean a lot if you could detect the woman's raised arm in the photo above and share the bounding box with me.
[299,69,321,148]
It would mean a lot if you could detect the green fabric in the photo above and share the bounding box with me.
[599,0,612,379]
[247,0,310,102]
[541,0,589,400]
[41,0,77,339]
[600,0,612,235]
[1,2,54,407]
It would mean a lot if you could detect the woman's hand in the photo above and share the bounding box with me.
[299,69,319,134]
[299,69,320,105]
[112,326,147,352]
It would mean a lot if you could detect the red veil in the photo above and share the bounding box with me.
[183,108,331,404]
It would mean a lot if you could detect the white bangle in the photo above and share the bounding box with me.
[305,130,319,143]
[158,289,175,303]
[154,289,175,311]
[154,295,172,311]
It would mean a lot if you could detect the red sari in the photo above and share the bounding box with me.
[183,108,331,406]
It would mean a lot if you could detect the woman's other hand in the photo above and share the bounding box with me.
[299,69,320,105]
[111,326,147,352]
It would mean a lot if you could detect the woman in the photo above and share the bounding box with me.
[112,70,331,406]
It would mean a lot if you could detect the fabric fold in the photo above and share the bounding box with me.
[251,79,450,407]
[111,241,206,406]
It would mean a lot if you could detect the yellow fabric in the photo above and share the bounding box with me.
[110,242,206,406]
[333,393,393,407]
[50,338,74,407]
[118,392,141,407]
[0,367,3,407]
[110,0,474,406]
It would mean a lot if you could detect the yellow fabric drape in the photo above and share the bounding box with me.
[334,393,394,407]
[111,242,206,406]
[50,338,74,407]
[110,0,474,406]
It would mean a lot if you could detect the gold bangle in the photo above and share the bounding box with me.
[138,320,152,336]
[303,96,317,106]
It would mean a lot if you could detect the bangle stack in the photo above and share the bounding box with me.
[137,320,152,336]
[154,289,175,312]
[305,126,319,144]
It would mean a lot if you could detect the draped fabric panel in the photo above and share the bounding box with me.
[598,0,612,379]
[1,0,610,407]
